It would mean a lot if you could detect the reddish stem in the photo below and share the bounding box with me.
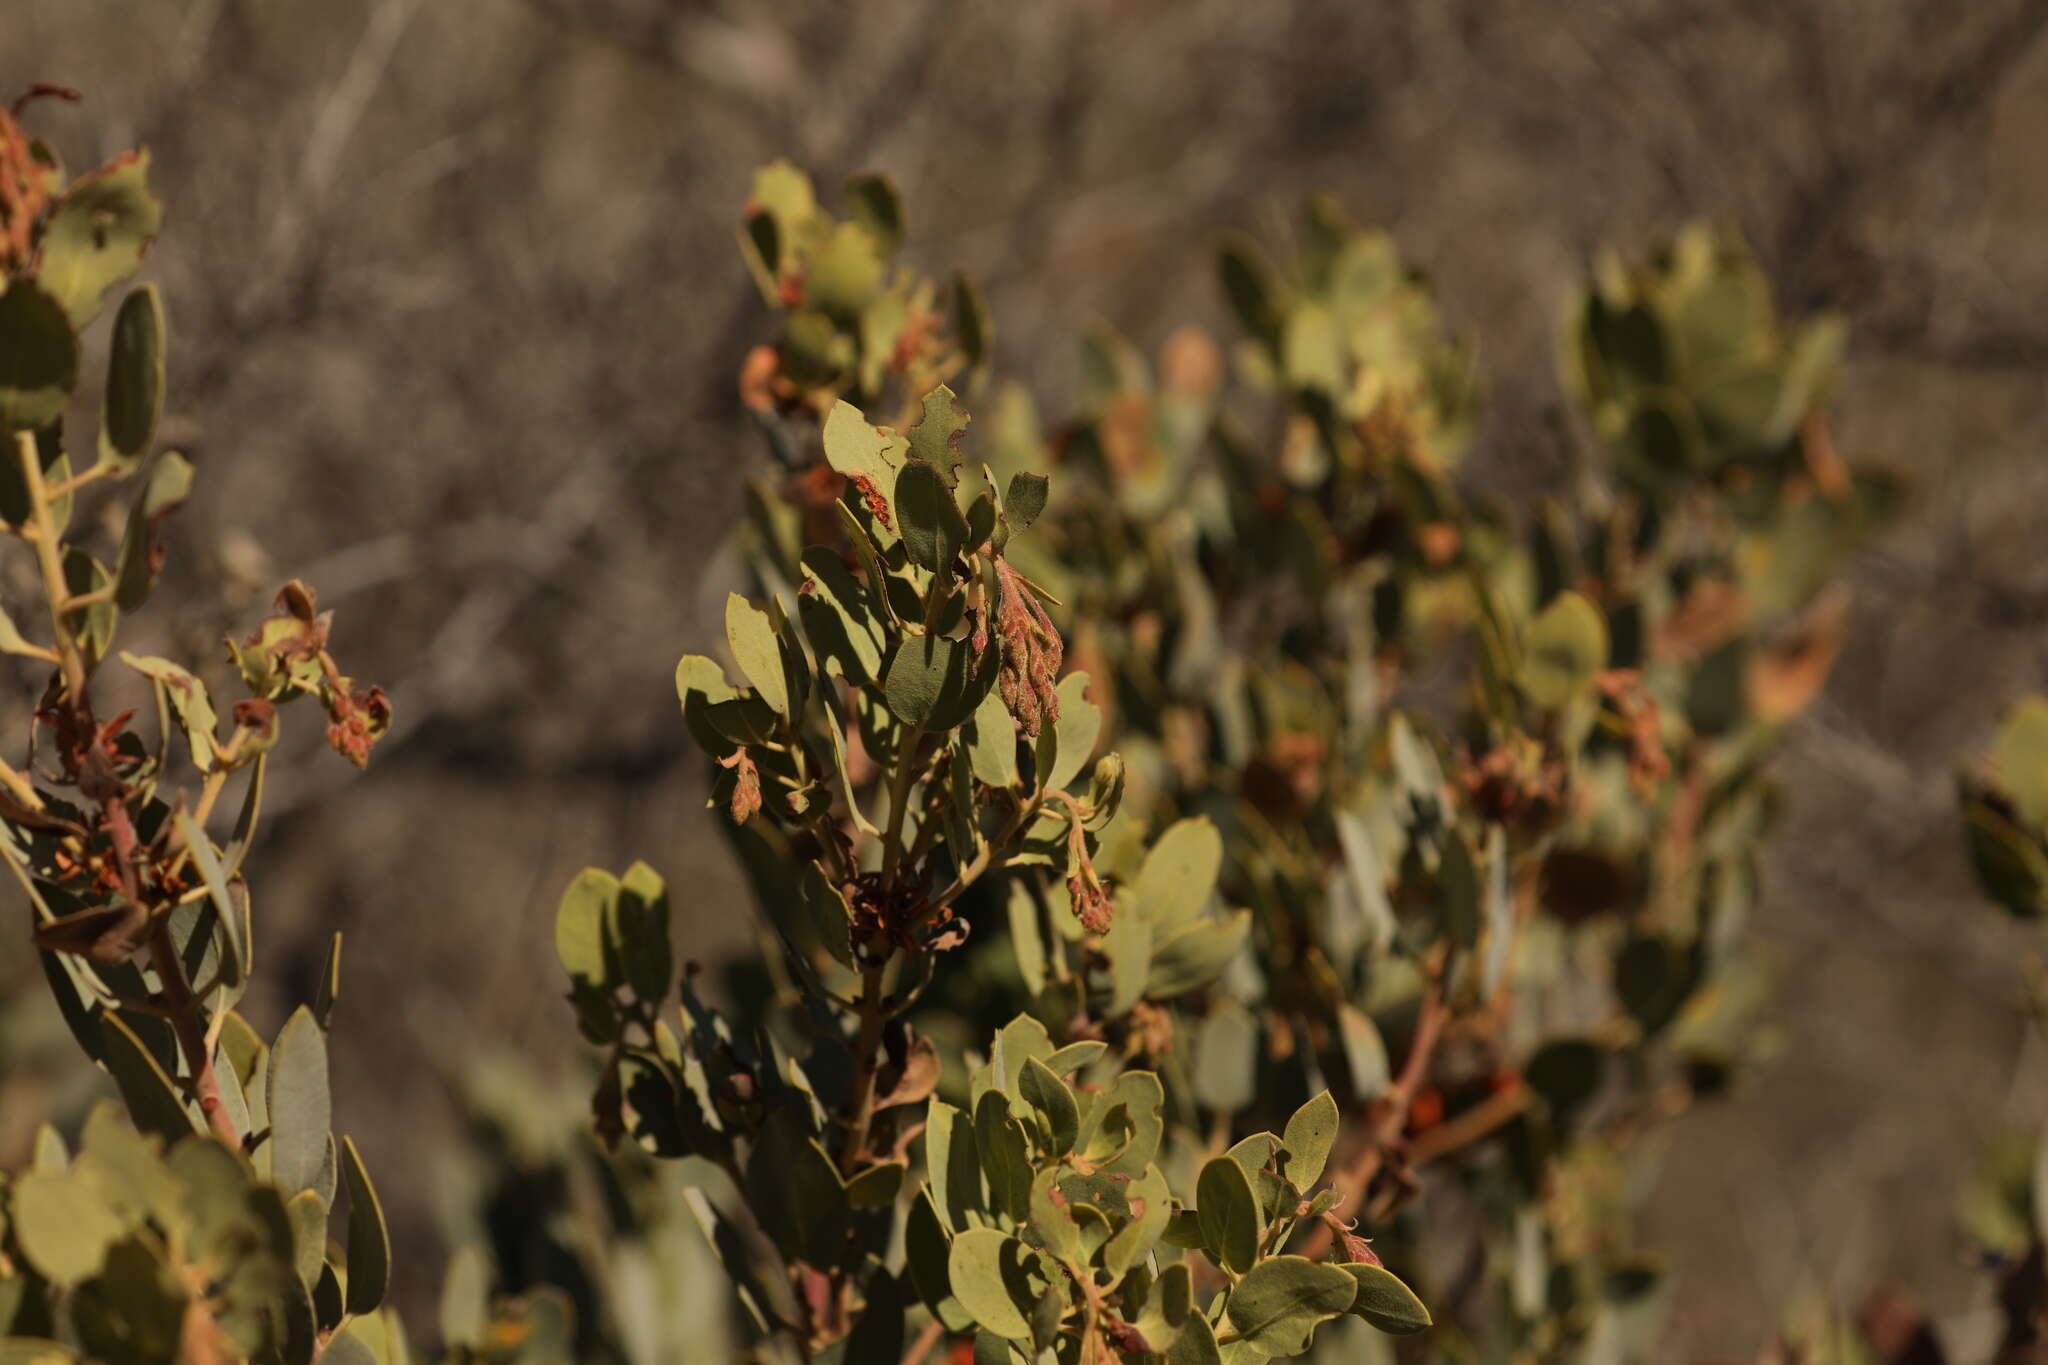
[147,930,239,1146]
[1405,1081,1530,1167]
[110,795,237,1147]
[1305,949,1455,1256]
[898,1318,945,1365]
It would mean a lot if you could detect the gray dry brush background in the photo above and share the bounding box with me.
[5,0,2048,1356]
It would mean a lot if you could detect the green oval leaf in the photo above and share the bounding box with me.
[1224,1256,1357,1356]
[1101,1162,1172,1279]
[267,1005,332,1197]
[10,1170,122,1286]
[37,152,162,328]
[1196,1155,1261,1275]
[1282,1091,1340,1190]
[1522,590,1608,709]
[1132,817,1222,929]
[437,1245,489,1351]
[113,452,194,611]
[968,687,1020,788]
[1041,672,1100,792]
[1146,909,1250,998]
[895,457,967,572]
[1017,1056,1078,1157]
[0,281,79,433]
[1003,472,1049,533]
[1342,1262,1432,1335]
[884,631,991,734]
[845,172,904,255]
[807,221,884,321]
[1167,1307,1222,1365]
[286,1188,327,1288]
[553,867,621,988]
[1192,1001,1259,1115]
[905,1189,973,1332]
[725,592,791,718]
[100,284,164,470]
[946,1228,1037,1341]
[908,385,969,487]
[340,1136,390,1316]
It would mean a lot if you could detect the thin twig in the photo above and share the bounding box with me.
[18,431,87,704]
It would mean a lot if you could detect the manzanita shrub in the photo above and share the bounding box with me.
[8,105,2027,1365]
[559,252,1409,1364]
[0,99,406,1364]
[538,161,1891,1365]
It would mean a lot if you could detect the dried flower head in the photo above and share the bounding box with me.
[995,558,1063,738]
[0,108,42,276]
[1064,810,1114,935]
[324,683,392,769]
[718,748,763,824]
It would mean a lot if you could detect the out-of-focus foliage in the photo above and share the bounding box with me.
[736,161,989,433]
[1935,699,2048,1365]
[1756,706,2048,1365]
[1960,698,2048,924]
